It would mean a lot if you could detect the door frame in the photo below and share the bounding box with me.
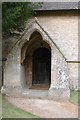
[32,47,51,87]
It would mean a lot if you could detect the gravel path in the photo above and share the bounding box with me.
[6,96,78,118]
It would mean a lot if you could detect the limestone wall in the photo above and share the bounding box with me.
[2,36,19,59]
[28,11,78,90]
[34,11,78,61]
[2,44,22,96]
[2,11,79,97]
[3,11,78,61]
[68,62,78,90]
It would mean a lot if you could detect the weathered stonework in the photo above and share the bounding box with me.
[2,11,79,101]
[68,62,78,90]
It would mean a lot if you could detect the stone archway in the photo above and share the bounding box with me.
[2,19,70,100]
[24,31,51,89]
[20,20,70,99]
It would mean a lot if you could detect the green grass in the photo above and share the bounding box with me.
[69,90,80,105]
[0,93,2,119]
[2,95,39,118]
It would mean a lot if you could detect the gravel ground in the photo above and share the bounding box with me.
[6,96,78,118]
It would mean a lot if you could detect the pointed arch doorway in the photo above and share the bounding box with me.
[24,31,51,90]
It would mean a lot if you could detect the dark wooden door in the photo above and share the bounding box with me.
[32,47,51,85]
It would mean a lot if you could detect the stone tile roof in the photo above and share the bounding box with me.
[36,2,79,11]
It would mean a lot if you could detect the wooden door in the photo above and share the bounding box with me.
[32,47,51,85]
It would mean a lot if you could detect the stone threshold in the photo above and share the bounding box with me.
[30,84,50,90]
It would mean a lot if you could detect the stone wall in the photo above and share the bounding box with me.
[3,11,78,61]
[2,11,79,99]
[2,36,19,59]
[34,11,78,90]
[35,11,78,61]
[68,62,78,90]
[2,44,22,96]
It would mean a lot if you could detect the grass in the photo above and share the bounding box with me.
[2,95,39,118]
[0,93,2,119]
[69,90,80,105]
